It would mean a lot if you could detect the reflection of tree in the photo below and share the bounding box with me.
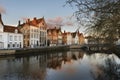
[93,58,120,80]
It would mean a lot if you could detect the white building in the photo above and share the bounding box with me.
[19,17,47,48]
[66,32,72,45]
[71,32,79,44]
[0,14,23,49]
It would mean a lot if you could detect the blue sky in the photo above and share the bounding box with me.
[0,0,84,32]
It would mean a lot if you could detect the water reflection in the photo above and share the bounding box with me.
[0,50,120,80]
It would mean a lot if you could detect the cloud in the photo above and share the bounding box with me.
[0,5,6,14]
[46,23,55,29]
[47,16,63,26]
[65,21,73,26]
[47,16,74,28]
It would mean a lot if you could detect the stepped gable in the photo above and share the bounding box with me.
[20,17,45,27]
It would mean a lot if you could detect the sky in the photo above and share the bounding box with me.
[0,0,85,33]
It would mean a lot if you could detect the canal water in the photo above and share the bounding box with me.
[0,50,120,80]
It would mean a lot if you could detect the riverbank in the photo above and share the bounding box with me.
[0,45,120,57]
[0,45,70,56]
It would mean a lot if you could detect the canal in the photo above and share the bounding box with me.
[0,49,120,80]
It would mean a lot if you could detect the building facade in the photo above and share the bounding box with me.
[62,31,72,45]
[62,31,85,45]
[19,17,47,48]
[0,14,23,49]
[47,27,62,46]
[79,33,85,45]
[71,32,79,44]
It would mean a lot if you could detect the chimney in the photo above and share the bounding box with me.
[18,20,21,26]
[0,13,1,19]
[64,30,66,33]
[34,17,37,21]
[0,13,2,22]
[28,19,30,22]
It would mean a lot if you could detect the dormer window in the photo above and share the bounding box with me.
[15,29,18,33]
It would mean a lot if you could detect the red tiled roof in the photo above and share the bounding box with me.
[4,25,21,33]
[29,18,43,26]
[20,17,45,27]
[0,14,21,33]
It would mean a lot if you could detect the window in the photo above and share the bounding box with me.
[8,44,10,48]
[19,36,21,41]
[31,34,33,38]
[14,36,17,41]
[27,35,29,38]
[20,42,21,48]
[9,35,13,41]
[13,44,15,47]
[37,34,39,38]
[31,29,33,32]
[34,34,36,38]
[15,42,17,47]
[34,29,36,32]
[31,40,33,45]
[0,35,2,41]
[9,42,12,48]
[17,44,19,47]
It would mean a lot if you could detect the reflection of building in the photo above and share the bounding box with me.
[22,56,47,80]
[46,51,84,70]
[47,53,64,70]
[47,27,62,46]
[18,17,47,48]
[0,14,23,49]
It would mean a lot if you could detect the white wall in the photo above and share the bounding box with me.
[75,35,79,44]
[67,34,72,45]
[29,25,47,47]
[30,26,40,47]
[0,32,23,49]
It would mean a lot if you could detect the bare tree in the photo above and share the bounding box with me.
[66,0,120,43]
